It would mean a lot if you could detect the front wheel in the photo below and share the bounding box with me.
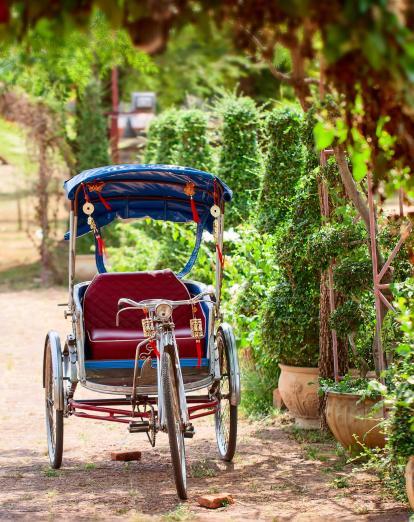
[162,351,187,500]
[215,328,238,461]
[44,334,64,469]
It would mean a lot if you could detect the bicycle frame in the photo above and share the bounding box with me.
[155,327,189,430]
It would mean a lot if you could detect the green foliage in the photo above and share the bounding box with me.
[240,365,277,418]
[136,22,253,110]
[175,109,213,170]
[145,107,213,170]
[216,93,262,226]
[319,374,385,401]
[388,280,414,458]
[154,109,181,164]
[0,10,152,106]
[143,118,161,163]
[109,220,214,284]
[262,280,319,367]
[361,279,414,503]
[257,107,303,233]
[261,171,321,368]
[74,80,110,172]
[107,221,160,273]
[307,223,367,273]
[333,259,372,297]
[329,300,363,337]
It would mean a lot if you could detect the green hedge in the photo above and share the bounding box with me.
[259,108,321,368]
[257,107,303,234]
[74,80,110,173]
[216,95,262,226]
[175,109,213,170]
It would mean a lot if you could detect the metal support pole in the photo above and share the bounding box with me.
[367,173,385,376]
[320,149,339,381]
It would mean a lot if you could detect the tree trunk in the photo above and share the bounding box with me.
[37,145,53,285]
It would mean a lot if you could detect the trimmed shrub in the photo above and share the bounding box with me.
[154,108,180,164]
[257,107,303,234]
[74,80,110,172]
[216,94,262,226]
[144,117,161,163]
[175,109,213,170]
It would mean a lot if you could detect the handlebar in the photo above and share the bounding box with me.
[116,290,215,326]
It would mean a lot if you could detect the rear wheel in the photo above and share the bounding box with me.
[215,329,237,461]
[162,351,187,500]
[44,338,64,469]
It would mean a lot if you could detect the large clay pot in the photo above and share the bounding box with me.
[326,391,386,453]
[406,456,414,510]
[278,364,319,429]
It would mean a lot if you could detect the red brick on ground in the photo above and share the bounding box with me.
[197,493,234,509]
[110,451,141,462]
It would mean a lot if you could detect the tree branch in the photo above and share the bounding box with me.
[243,29,319,87]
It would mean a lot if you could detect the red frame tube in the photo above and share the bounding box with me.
[68,397,218,424]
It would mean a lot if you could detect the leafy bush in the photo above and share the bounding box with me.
[360,279,414,502]
[257,106,303,233]
[153,108,181,164]
[319,374,385,400]
[74,79,110,173]
[259,109,320,367]
[175,109,213,170]
[388,280,414,459]
[144,117,161,163]
[107,221,160,272]
[262,280,319,367]
[216,94,262,226]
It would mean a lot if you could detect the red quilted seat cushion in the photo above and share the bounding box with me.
[83,270,206,360]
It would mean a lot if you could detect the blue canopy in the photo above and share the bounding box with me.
[64,164,232,239]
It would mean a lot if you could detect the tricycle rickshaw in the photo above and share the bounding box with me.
[43,164,240,499]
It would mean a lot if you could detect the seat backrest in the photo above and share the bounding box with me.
[83,269,202,334]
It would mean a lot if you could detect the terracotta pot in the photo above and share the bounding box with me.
[326,391,386,453]
[278,364,319,429]
[76,254,97,281]
[405,456,414,510]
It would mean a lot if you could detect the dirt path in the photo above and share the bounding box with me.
[0,289,410,521]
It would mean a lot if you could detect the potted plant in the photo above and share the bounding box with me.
[262,281,320,428]
[258,108,321,428]
[320,375,386,453]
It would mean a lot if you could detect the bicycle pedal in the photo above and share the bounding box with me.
[128,421,149,433]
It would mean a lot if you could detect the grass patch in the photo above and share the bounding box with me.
[0,262,41,291]
[330,477,350,489]
[84,463,96,471]
[162,504,193,521]
[43,468,59,478]
[288,426,333,444]
[303,445,328,462]
[190,459,218,478]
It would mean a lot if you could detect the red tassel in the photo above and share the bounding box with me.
[195,339,202,368]
[82,183,90,202]
[97,192,112,211]
[97,235,105,256]
[216,244,224,268]
[150,339,160,359]
[190,197,200,223]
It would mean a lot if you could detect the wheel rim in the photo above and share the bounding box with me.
[215,337,231,456]
[170,363,186,489]
[45,347,57,461]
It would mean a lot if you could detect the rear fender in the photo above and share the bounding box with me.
[217,324,241,406]
[43,331,64,411]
